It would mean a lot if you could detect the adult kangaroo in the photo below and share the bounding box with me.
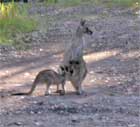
[62,19,93,95]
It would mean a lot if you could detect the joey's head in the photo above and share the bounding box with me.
[76,19,93,37]
[59,66,66,76]
[59,65,74,77]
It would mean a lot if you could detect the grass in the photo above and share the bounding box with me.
[0,17,36,43]
[0,2,37,45]
[46,0,102,7]
[103,0,140,8]
[45,0,140,8]
[46,0,82,7]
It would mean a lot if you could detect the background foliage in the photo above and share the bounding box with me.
[0,1,36,44]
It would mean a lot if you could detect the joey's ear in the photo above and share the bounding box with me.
[80,19,86,26]
[58,66,65,74]
[60,66,65,71]
[65,66,69,72]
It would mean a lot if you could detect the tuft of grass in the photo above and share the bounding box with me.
[0,2,37,45]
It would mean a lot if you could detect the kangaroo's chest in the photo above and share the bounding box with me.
[63,38,84,64]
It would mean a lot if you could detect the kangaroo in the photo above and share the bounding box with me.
[63,19,92,66]
[11,66,71,96]
[62,19,92,95]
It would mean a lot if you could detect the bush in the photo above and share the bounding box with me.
[0,1,37,44]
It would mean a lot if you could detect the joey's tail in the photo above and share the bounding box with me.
[11,75,40,96]
[11,92,30,96]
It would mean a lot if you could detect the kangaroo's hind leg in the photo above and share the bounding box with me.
[70,78,84,95]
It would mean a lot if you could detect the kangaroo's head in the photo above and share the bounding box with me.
[69,60,80,75]
[76,19,93,37]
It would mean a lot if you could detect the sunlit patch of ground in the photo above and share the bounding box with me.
[84,49,120,63]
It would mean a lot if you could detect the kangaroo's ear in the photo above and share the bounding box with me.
[80,19,86,26]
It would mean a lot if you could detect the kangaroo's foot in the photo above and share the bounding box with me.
[76,90,83,95]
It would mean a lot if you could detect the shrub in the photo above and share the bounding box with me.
[0,1,37,44]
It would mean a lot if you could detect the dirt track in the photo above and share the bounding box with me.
[0,2,140,127]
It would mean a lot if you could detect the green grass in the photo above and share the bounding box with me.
[59,0,82,7]
[45,0,140,8]
[46,0,101,7]
[45,0,82,7]
[0,17,37,44]
[0,2,37,45]
[105,0,140,7]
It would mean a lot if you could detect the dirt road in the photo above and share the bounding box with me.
[0,2,140,127]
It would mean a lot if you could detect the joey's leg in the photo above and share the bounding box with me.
[45,84,51,96]
[56,84,60,93]
[59,83,65,95]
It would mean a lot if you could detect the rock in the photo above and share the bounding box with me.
[128,124,137,127]
[34,120,43,126]
[71,116,80,123]
[7,122,23,126]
